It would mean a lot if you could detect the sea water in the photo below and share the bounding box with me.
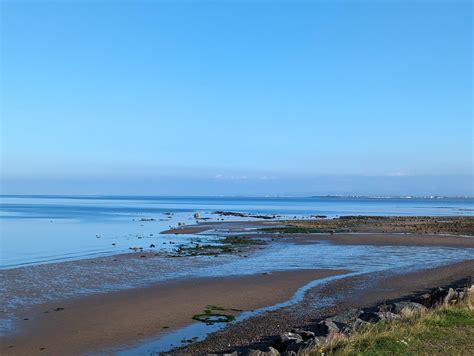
[1,195,472,268]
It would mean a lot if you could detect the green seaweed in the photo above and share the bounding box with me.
[192,305,240,324]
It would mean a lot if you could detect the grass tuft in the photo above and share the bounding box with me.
[310,290,474,355]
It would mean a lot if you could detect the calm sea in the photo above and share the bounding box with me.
[1,195,472,268]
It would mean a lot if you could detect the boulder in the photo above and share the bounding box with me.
[285,340,304,353]
[431,287,448,306]
[443,288,458,305]
[353,318,370,331]
[273,332,303,351]
[313,320,341,337]
[327,308,363,324]
[295,336,325,353]
[393,302,427,316]
[415,293,433,308]
[290,328,315,341]
[248,347,280,356]
[327,308,363,334]
[376,311,401,321]
[358,311,381,323]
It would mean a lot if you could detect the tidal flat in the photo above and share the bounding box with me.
[1,215,473,354]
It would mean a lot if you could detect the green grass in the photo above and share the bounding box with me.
[312,297,474,355]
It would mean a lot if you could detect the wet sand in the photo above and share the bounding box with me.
[267,232,474,248]
[0,269,346,355]
[161,220,282,235]
[181,259,474,353]
[2,217,474,355]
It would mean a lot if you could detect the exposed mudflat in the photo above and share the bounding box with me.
[253,232,474,248]
[179,259,474,354]
[2,216,473,355]
[0,269,346,355]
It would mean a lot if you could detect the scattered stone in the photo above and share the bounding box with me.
[226,281,472,355]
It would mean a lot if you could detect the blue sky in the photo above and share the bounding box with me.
[1,1,472,196]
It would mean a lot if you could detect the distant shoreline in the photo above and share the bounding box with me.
[1,194,473,199]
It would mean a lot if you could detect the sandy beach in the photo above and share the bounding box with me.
[1,216,473,355]
[0,269,345,355]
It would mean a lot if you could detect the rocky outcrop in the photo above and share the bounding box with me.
[243,282,472,356]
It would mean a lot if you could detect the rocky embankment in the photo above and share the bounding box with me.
[225,280,473,356]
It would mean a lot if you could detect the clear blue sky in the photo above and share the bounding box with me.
[1,1,472,196]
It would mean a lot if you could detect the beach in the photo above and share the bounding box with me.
[1,269,346,355]
[3,1,473,353]
[1,210,473,355]
[181,259,474,354]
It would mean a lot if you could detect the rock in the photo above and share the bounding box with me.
[295,336,325,353]
[353,318,370,331]
[393,302,427,316]
[248,347,280,356]
[290,328,315,341]
[273,332,303,351]
[443,288,458,305]
[194,212,201,219]
[284,340,304,353]
[415,293,433,308]
[376,311,401,321]
[327,308,363,333]
[328,308,363,324]
[313,320,341,337]
[431,287,448,305]
[358,311,381,323]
